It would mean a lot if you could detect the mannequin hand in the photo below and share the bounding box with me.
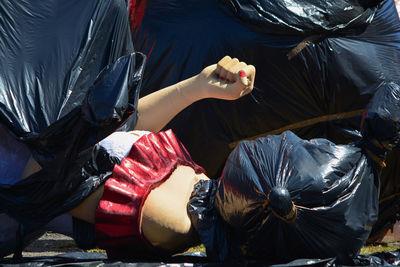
[195,56,256,100]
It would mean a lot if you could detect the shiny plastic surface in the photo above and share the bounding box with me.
[361,82,400,241]
[214,131,378,263]
[361,82,400,150]
[219,0,379,35]
[131,0,400,240]
[2,249,400,266]
[0,0,145,253]
[95,130,205,259]
[189,84,400,263]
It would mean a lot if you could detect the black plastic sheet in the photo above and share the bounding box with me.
[130,0,400,240]
[0,0,145,251]
[219,0,379,35]
[361,82,400,151]
[186,83,400,264]
[0,0,399,262]
[213,131,379,263]
[2,250,400,266]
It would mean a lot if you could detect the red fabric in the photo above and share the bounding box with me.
[128,0,147,35]
[95,130,205,258]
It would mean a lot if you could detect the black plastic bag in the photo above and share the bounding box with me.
[130,0,400,240]
[218,0,379,35]
[213,131,378,263]
[187,82,400,263]
[0,0,145,251]
[361,82,400,152]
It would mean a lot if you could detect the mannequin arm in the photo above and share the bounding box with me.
[134,56,255,132]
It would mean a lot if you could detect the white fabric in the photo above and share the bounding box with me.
[98,130,150,161]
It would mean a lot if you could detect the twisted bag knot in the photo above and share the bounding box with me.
[265,186,297,224]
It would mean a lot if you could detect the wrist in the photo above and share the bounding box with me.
[177,75,208,104]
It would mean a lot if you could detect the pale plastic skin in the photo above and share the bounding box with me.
[22,56,256,253]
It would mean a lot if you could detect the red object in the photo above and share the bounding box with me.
[239,70,246,77]
[95,130,206,258]
[128,0,148,35]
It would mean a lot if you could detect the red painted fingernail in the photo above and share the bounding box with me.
[220,76,224,80]
[216,73,219,77]
[239,70,246,78]
[233,80,236,83]
[226,78,230,82]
